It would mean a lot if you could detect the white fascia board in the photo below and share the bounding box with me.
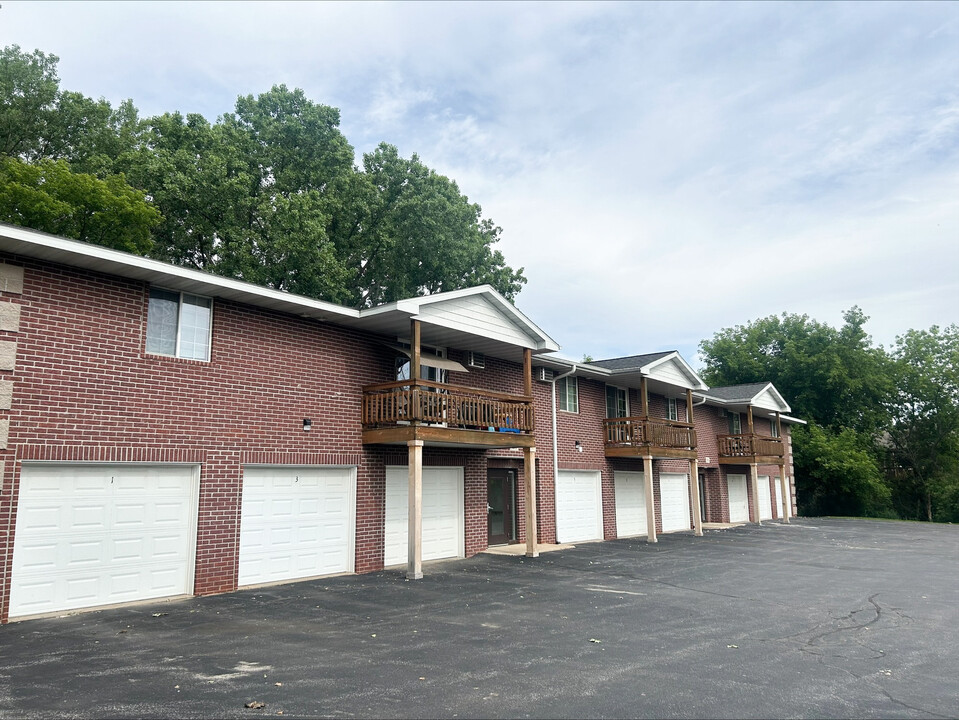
[362,284,560,352]
[779,414,807,425]
[749,383,791,413]
[537,355,612,378]
[0,223,359,321]
[639,351,710,391]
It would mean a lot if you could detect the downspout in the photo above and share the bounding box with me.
[551,364,578,481]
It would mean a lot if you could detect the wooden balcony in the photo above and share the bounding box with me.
[717,434,785,464]
[603,416,698,459]
[361,379,535,448]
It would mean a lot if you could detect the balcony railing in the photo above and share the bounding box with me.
[603,416,697,450]
[362,379,534,433]
[718,434,785,459]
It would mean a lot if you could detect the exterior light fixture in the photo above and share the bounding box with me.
[575,441,583,453]
[303,418,312,431]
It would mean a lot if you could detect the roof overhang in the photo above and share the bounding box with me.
[0,223,559,364]
[535,351,708,394]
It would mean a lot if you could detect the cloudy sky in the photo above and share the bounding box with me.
[3,1,957,365]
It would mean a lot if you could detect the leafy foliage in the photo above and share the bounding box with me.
[0,157,158,253]
[700,310,958,522]
[0,45,526,307]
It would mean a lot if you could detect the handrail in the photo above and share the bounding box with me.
[362,379,535,432]
[717,433,785,458]
[603,416,697,450]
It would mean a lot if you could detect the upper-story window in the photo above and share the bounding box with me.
[146,288,212,361]
[558,376,578,413]
[395,344,447,383]
[770,417,781,438]
[728,411,742,435]
[606,386,627,418]
[667,397,678,421]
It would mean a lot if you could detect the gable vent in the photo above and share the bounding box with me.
[467,351,486,369]
[536,367,554,382]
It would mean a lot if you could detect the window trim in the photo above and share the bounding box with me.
[605,385,628,419]
[558,376,579,413]
[667,397,678,422]
[145,287,213,362]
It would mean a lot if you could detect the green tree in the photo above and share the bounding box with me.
[794,424,891,517]
[884,325,959,521]
[0,157,159,253]
[699,308,895,518]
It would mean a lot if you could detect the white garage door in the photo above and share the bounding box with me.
[239,467,355,586]
[728,474,749,523]
[555,470,603,543]
[758,475,773,520]
[614,471,647,537]
[384,467,464,567]
[775,476,788,518]
[659,473,691,533]
[10,464,198,619]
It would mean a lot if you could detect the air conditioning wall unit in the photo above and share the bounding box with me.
[467,351,486,369]
[536,367,554,382]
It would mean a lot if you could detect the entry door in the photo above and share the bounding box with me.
[487,469,516,545]
[727,474,749,523]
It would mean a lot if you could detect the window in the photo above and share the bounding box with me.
[667,398,679,421]
[558,376,578,413]
[395,344,447,383]
[606,386,627,418]
[770,417,780,438]
[728,411,742,435]
[146,288,212,361]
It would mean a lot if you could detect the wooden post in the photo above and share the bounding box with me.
[690,459,703,537]
[776,412,783,439]
[747,405,754,434]
[523,348,532,396]
[686,389,694,424]
[524,446,538,557]
[749,463,760,524]
[407,440,424,579]
[644,455,657,543]
[780,464,790,523]
[640,376,649,417]
[410,319,421,381]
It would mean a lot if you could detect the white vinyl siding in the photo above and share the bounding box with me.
[558,376,579,413]
[415,295,532,346]
[10,464,198,618]
[146,288,212,361]
[238,467,356,586]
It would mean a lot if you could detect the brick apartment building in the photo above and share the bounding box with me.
[0,223,801,623]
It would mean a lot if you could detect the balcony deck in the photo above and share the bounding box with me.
[717,434,785,465]
[603,416,698,460]
[362,379,535,449]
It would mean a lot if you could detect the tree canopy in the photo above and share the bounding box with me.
[0,45,526,306]
[700,310,959,522]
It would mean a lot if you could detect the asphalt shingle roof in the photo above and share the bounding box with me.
[587,351,674,371]
[702,382,771,402]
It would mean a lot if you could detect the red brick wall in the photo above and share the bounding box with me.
[0,254,544,621]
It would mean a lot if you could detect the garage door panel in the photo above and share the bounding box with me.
[238,467,356,586]
[10,464,199,618]
[614,472,647,537]
[384,467,465,567]
[660,473,691,533]
[728,474,749,523]
[556,471,603,543]
[758,476,773,520]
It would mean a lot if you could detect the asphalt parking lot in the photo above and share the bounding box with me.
[1,517,956,719]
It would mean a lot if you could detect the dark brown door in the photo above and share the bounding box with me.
[487,469,516,545]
